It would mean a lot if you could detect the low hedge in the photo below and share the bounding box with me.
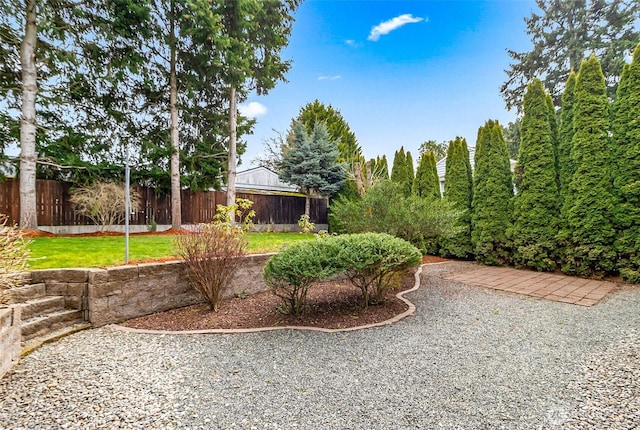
[263,233,421,315]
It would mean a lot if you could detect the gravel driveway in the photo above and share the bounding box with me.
[1,262,639,429]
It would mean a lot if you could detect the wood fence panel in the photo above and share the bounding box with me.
[0,178,328,227]
[0,179,19,224]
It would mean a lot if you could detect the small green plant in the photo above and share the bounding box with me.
[297,214,315,233]
[0,215,31,304]
[263,237,340,315]
[214,198,256,232]
[334,233,421,307]
[147,216,158,233]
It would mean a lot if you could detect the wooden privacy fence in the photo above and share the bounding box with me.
[0,179,328,227]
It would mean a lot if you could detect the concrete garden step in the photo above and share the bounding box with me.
[8,283,47,303]
[21,322,91,357]
[21,309,84,342]
[20,296,66,321]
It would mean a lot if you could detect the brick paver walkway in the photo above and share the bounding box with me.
[445,265,617,306]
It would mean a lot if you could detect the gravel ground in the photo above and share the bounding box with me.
[1,261,639,430]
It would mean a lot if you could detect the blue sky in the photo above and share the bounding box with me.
[240,0,537,167]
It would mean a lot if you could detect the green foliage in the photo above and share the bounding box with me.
[501,0,640,111]
[412,151,441,199]
[405,151,415,185]
[418,140,448,161]
[612,43,640,282]
[292,100,361,202]
[502,119,521,160]
[511,79,561,271]
[440,137,474,259]
[263,237,340,315]
[277,122,346,201]
[263,233,421,314]
[293,99,362,164]
[213,198,256,232]
[378,155,389,179]
[329,180,460,254]
[559,54,616,276]
[333,233,421,307]
[471,120,514,265]
[297,214,316,234]
[558,70,577,207]
[391,147,411,196]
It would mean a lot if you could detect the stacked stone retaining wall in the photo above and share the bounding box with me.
[1,253,273,379]
[0,307,21,380]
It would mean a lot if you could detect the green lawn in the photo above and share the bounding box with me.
[27,232,314,270]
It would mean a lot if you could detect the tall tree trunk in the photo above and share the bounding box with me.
[169,1,181,229]
[305,190,310,218]
[226,85,237,219]
[19,0,38,230]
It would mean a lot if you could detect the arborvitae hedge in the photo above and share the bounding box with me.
[612,43,640,282]
[440,137,473,259]
[558,70,577,207]
[413,151,440,199]
[378,155,389,179]
[391,147,411,196]
[511,79,560,271]
[471,121,514,265]
[406,151,415,186]
[559,54,616,276]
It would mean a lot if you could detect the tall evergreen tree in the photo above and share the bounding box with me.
[545,92,560,186]
[559,54,616,275]
[558,70,577,206]
[471,120,514,265]
[277,122,346,217]
[502,0,640,110]
[511,79,561,271]
[405,151,415,185]
[413,151,440,199]
[612,43,640,282]
[391,147,410,196]
[293,99,362,201]
[378,155,389,179]
[440,137,473,258]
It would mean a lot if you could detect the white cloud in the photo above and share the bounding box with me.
[239,101,267,118]
[318,75,341,81]
[368,14,426,41]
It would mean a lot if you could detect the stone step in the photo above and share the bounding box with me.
[21,310,84,342]
[20,296,66,321]
[8,283,47,303]
[21,322,92,357]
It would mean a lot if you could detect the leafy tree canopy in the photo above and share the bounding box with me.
[501,0,640,111]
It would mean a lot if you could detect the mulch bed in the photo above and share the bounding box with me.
[121,269,418,331]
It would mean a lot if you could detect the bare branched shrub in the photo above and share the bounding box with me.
[0,215,31,305]
[69,182,141,231]
[174,201,254,311]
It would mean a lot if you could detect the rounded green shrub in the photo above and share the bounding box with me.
[334,233,421,307]
[263,238,340,315]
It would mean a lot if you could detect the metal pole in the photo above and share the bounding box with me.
[125,143,130,264]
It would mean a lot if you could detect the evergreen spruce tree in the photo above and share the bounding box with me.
[559,54,616,275]
[558,70,577,206]
[612,43,640,282]
[391,147,410,196]
[413,151,441,199]
[379,155,389,179]
[471,120,514,265]
[511,79,561,271]
[440,137,473,258]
